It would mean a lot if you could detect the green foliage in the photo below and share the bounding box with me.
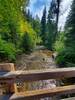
[54,31,75,67]
[41,7,47,44]
[32,17,41,36]
[54,0,75,67]
[31,17,42,45]
[21,32,36,53]
[40,1,56,50]
[54,32,65,66]
[46,1,56,50]
[56,47,75,67]
[55,0,75,67]
[36,36,42,45]
[56,51,66,67]
[0,37,17,61]
[25,9,41,44]
[0,0,38,61]
[25,9,32,22]
[20,21,38,52]
[54,32,65,52]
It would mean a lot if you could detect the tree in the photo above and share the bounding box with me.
[65,0,75,49]
[55,0,75,66]
[21,32,36,53]
[56,0,61,30]
[32,16,41,35]
[25,9,32,22]
[50,0,61,39]
[0,0,38,61]
[41,7,47,44]
[46,1,56,50]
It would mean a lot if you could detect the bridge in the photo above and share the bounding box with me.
[0,63,75,100]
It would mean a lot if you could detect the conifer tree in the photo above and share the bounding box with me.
[65,0,75,48]
[41,7,47,44]
[47,1,56,50]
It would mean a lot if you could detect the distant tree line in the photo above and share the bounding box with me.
[40,0,61,50]
[54,0,75,67]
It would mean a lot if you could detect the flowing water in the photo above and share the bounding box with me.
[15,49,58,100]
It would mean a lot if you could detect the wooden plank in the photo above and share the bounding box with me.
[10,85,75,100]
[62,97,75,100]
[0,94,12,100]
[0,63,17,93]
[0,68,75,82]
[0,63,15,72]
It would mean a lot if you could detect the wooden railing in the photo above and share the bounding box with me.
[0,63,75,100]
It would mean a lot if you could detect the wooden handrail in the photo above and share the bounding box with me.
[0,63,75,100]
[0,68,75,82]
[10,85,75,100]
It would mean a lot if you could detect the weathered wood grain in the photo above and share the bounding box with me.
[10,85,75,100]
[0,68,75,82]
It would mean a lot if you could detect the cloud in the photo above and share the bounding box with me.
[58,0,73,30]
[33,5,45,19]
[27,0,51,19]
[27,0,73,30]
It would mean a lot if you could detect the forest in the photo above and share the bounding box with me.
[0,0,75,68]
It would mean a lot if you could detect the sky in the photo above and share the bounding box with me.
[58,0,73,30]
[27,0,73,30]
[27,0,51,19]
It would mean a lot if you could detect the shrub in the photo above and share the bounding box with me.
[54,32,65,52]
[56,47,75,67]
[0,37,17,61]
[21,32,36,53]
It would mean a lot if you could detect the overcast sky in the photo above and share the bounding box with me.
[59,0,73,30]
[27,0,73,30]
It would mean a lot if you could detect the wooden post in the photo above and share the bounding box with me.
[0,63,17,94]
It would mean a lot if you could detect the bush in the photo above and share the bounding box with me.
[0,37,17,61]
[56,50,67,67]
[54,32,65,52]
[56,47,75,67]
[21,32,36,53]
